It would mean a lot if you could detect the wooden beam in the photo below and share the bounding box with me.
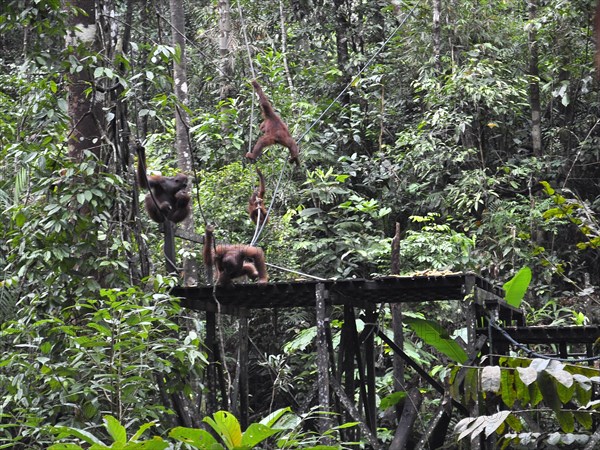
[163,221,177,274]
[315,283,331,436]
[239,309,249,429]
[364,307,377,434]
[205,311,217,415]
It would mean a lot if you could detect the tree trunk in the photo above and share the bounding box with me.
[528,0,542,156]
[333,0,353,152]
[170,0,199,286]
[218,0,233,100]
[432,0,442,74]
[66,0,102,161]
[279,0,294,93]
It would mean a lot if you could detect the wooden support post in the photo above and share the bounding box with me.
[464,275,481,450]
[464,275,477,356]
[239,309,249,429]
[205,311,218,416]
[342,305,356,405]
[390,223,404,420]
[315,283,331,435]
[364,307,377,435]
[164,221,177,274]
[351,311,372,432]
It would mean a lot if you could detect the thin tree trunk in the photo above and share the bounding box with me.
[432,0,442,74]
[528,0,542,156]
[218,0,233,100]
[169,0,199,286]
[333,0,352,152]
[279,0,294,93]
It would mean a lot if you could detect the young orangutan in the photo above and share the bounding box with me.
[246,80,300,166]
[203,225,268,285]
[248,167,268,226]
[135,141,191,223]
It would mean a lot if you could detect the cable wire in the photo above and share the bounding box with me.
[487,315,600,363]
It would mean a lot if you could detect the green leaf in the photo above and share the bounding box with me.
[14,211,26,227]
[500,369,516,408]
[514,369,530,405]
[48,445,84,450]
[404,318,467,363]
[504,412,523,433]
[465,367,479,405]
[241,423,280,448]
[203,411,242,449]
[537,371,561,412]
[259,407,293,428]
[104,415,127,444]
[121,437,169,449]
[169,427,222,449]
[51,427,106,446]
[130,421,157,442]
[502,267,531,307]
[555,410,574,433]
[574,411,593,430]
[283,327,317,353]
[380,391,407,410]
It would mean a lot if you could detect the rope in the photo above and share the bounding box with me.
[294,0,422,145]
[265,262,328,281]
[236,2,258,170]
[250,162,287,246]
[487,315,600,363]
[236,0,258,159]
[236,0,256,80]
[250,207,262,245]
[250,1,421,246]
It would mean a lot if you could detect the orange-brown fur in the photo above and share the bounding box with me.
[203,225,268,285]
[246,80,300,166]
[248,167,268,226]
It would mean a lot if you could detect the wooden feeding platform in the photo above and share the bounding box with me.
[171,270,598,447]
[171,273,519,441]
[172,272,513,313]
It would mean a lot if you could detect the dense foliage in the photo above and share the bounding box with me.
[1,0,599,448]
